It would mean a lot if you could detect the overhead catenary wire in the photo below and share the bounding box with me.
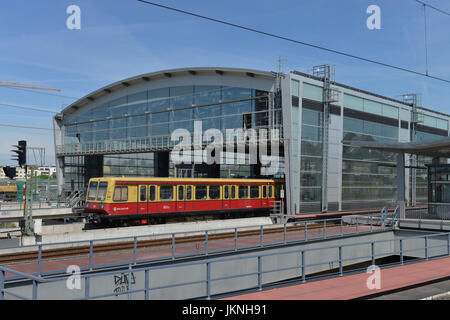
[137,0,450,84]
[415,0,450,17]
[0,102,59,114]
[0,123,53,131]
[0,85,78,100]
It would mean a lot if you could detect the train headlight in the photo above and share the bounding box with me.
[86,203,90,208]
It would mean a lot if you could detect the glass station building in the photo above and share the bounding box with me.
[54,67,450,214]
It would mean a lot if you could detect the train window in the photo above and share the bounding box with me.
[178,186,184,201]
[209,186,220,200]
[113,186,128,202]
[268,186,273,198]
[238,186,248,199]
[87,181,98,200]
[262,186,267,198]
[140,186,146,202]
[250,186,259,199]
[195,186,207,200]
[96,182,108,201]
[224,186,229,199]
[186,186,192,200]
[160,186,173,201]
[231,186,236,199]
[149,186,156,201]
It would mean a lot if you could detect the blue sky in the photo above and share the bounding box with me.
[0,0,449,165]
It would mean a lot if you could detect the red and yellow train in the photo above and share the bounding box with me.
[84,177,279,225]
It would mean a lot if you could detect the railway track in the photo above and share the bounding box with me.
[0,223,339,265]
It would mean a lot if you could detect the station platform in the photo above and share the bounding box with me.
[224,256,450,300]
[288,206,425,220]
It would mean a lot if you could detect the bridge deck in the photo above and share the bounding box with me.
[223,256,450,300]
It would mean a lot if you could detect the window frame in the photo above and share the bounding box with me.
[149,185,156,201]
[250,186,260,199]
[195,185,208,200]
[113,186,128,202]
[139,185,147,202]
[87,181,98,201]
[208,185,221,200]
[96,182,108,201]
[159,185,174,201]
[238,185,249,199]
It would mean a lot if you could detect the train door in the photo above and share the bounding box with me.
[184,185,193,212]
[138,185,148,214]
[177,185,185,212]
[148,185,157,213]
[262,185,268,207]
[223,185,231,209]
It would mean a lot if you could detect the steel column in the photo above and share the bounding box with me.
[206,262,211,300]
[258,256,262,290]
[89,240,93,269]
[371,242,375,266]
[0,270,4,300]
[37,245,42,276]
[32,280,38,300]
[400,239,403,265]
[205,231,209,255]
[145,269,149,300]
[301,251,306,283]
[172,234,175,260]
[133,237,137,264]
[85,277,90,299]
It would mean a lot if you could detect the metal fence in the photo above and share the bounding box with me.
[405,203,450,221]
[0,229,448,300]
[0,210,398,280]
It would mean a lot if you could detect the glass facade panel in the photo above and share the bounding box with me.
[291,80,300,97]
[364,100,382,115]
[342,114,398,203]
[344,94,398,119]
[194,86,221,105]
[303,83,323,102]
[344,94,364,111]
[382,104,399,118]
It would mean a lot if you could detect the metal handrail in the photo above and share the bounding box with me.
[0,211,396,280]
[1,231,449,300]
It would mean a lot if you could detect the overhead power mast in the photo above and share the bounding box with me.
[312,65,339,212]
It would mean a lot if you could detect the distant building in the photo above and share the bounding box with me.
[0,166,55,180]
[35,166,56,177]
[0,166,28,180]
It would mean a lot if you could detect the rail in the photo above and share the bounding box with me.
[0,210,397,279]
[1,229,448,300]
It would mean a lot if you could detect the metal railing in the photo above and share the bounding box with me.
[1,230,448,300]
[0,210,396,279]
[0,200,70,213]
[66,190,85,208]
[56,125,285,156]
[404,203,450,221]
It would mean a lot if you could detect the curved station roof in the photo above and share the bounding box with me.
[59,67,276,116]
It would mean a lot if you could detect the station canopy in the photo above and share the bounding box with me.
[346,137,450,158]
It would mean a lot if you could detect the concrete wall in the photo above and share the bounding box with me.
[18,217,273,247]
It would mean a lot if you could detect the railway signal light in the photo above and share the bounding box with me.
[2,166,16,180]
[11,140,26,167]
